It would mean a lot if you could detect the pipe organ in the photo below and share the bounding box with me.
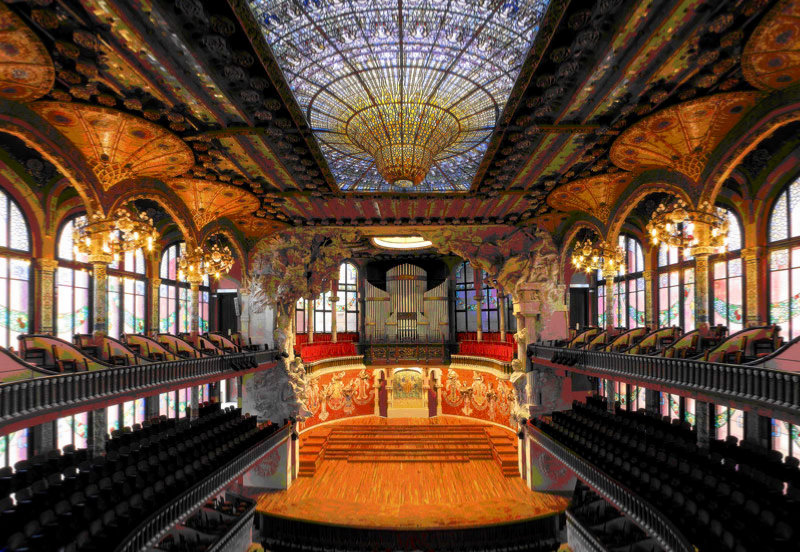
[365,263,449,342]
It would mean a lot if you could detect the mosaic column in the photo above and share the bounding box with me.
[308,299,315,343]
[643,269,654,329]
[604,273,615,328]
[499,294,507,341]
[742,246,763,327]
[329,281,338,343]
[693,253,711,329]
[149,277,161,335]
[90,260,110,336]
[91,408,108,456]
[36,258,58,334]
[189,280,201,337]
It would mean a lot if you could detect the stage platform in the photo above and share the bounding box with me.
[256,416,569,530]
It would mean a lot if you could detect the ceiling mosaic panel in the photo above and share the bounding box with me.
[0,3,53,103]
[247,0,550,193]
[167,178,261,230]
[547,173,634,223]
[742,0,800,91]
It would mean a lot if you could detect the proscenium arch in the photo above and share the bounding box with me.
[105,179,199,248]
[0,100,104,215]
[700,87,800,206]
[605,175,694,242]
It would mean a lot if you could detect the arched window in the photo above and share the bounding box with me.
[159,242,210,335]
[600,234,645,328]
[295,262,360,334]
[56,215,91,340]
[107,249,147,338]
[0,187,32,349]
[657,222,695,331]
[454,261,515,333]
[711,208,743,333]
[769,177,800,339]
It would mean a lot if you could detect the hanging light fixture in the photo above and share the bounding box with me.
[73,206,157,262]
[178,241,234,282]
[646,199,728,255]
[570,237,626,276]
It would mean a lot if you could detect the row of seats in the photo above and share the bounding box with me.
[2,407,283,552]
[533,400,797,551]
[568,481,664,552]
[458,341,515,362]
[298,342,357,363]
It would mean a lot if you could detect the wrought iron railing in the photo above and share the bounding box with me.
[528,344,800,414]
[114,425,290,552]
[527,423,693,552]
[565,510,609,552]
[206,501,256,552]
[0,350,278,433]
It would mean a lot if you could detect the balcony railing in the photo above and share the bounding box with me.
[114,424,290,552]
[528,344,800,416]
[565,510,608,552]
[0,350,278,434]
[527,423,693,552]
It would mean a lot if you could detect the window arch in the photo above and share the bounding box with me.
[454,260,515,333]
[711,207,744,333]
[159,242,210,334]
[599,234,645,328]
[107,249,147,338]
[769,177,800,339]
[0,187,32,349]
[56,215,91,340]
[657,240,695,331]
[295,262,360,334]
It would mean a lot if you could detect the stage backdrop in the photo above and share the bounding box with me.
[441,368,517,429]
[301,368,376,430]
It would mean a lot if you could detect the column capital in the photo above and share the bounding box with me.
[741,246,763,260]
[36,258,58,272]
[642,269,654,280]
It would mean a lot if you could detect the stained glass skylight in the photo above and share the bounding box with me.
[248,0,550,193]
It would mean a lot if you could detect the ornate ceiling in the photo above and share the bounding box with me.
[0,0,794,250]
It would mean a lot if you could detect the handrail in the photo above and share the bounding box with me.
[565,510,609,552]
[527,423,693,552]
[528,343,800,414]
[205,501,256,552]
[114,424,291,552]
[0,350,279,434]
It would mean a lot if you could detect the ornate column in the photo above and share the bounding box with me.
[149,277,161,335]
[643,269,654,329]
[499,293,507,341]
[87,247,113,336]
[36,258,58,334]
[188,277,202,337]
[604,273,615,329]
[742,246,762,327]
[693,252,711,329]
[329,281,339,342]
[474,268,483,341]
[239,277,251,340]
[308,299,315,343]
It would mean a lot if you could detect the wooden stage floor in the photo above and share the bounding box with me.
[256,416,569,530]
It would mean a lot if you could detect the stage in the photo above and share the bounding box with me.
[256,417,569,530]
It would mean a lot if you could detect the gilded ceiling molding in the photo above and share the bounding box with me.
[546,172,634,223]
[742,0,800,91]
[105,179,200,249]
[166,177,260,232]
[609,92,762,185]
[0,3,54,102]
[29,102,195,191]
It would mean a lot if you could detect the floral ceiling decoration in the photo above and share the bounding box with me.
[546,173,634,223]
[247,0,550,192]
[742,0,800,91]
[608,92,761,183]
[30,102,195,190]
[0,3,53,102]
[166,178,260,230]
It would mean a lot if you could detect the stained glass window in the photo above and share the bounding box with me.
[159,242,209,334]
[0,188,31,350]
[715,405,744,441]
[769,181,800,340]
[247,0,550,193]
[56,216,92,340]
[0,429,28,468]
[57,412,88,451]
[107,405,120,436]
[108,249,146,339]
[657,241,695,332]
[455,261,476,332]
[772,418,800,460]
[605,235,645,328]
[710,207,744,334]
[335,262,359,333]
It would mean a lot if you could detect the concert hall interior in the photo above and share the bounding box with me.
[0,0,800,551]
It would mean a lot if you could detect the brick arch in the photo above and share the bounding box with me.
[0,101,103,215]
[606,175,694,243]
[106,179,199,248]
[701,89,800,206]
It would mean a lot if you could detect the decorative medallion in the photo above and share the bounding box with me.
[742,0,800,90]
[30,102,194,189]
[0,3,54,102]
[547,173,634,223]
[234,215,286,239]
[166,178,260,229]
[608,92,761,182]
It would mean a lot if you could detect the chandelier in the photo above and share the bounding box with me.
[73,207,157,261]
[178,242,234,282]
[646,199,728,254]
[571,237,626,276]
